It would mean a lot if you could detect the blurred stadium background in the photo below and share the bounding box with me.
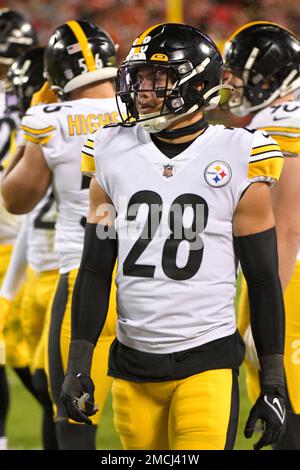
[4,0,300,62]
[2,0,294,449]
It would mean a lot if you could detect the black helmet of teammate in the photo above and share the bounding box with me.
[223,21,300,116]
[116,23,233,132]
[44,20,117,95]
[0,9,38,65]
[7,47,45,115]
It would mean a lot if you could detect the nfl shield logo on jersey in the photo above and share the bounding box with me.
[162,164,174,178]
[204,161,232,187]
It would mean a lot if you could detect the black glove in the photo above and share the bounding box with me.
[61,339,97,425]
[244,392,286,450]
[61,372,97,425]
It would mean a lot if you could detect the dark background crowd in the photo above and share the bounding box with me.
[3,0,300,60]
[3,0,300,126]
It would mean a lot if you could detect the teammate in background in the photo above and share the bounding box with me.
[223,21,300,450]
[0,8,38,451]
[1,20,121,450]
[0,9,38,163]
[0,47,59,449]
[59,23,285,450]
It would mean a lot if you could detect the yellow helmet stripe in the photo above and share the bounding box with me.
[66,20,96,72]
[226,21,296,46]
[133,23,163,54]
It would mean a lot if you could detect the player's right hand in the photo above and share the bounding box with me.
[61,372,98,425]
[244,392,286,450]
[30,81,58,107]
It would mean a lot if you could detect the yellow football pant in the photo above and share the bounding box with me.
[20,266,59,372]
[0,244,29,368]
[112,369,238,450]
[238,261,300,412]
[48,268,117,426]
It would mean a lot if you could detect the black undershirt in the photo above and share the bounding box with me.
[108,331,245,382]
[150,133,197,158]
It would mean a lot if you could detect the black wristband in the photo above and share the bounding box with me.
[259,354,285,396]
[66,339,94,376]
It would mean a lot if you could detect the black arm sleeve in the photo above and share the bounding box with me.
[71,222,117,345]
[235,227,285,358]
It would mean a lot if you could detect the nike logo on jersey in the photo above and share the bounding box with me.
[273,116,289,121]
[264,395,286,423]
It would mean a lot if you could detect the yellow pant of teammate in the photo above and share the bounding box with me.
[47,268,117,426]
[112,369,239,450]
[20,267,59,372]
[238,261,300,413]
[0,244,29,368]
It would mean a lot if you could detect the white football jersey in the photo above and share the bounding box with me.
[83,123,283,354]
[249,100,300,259]
[26,188,59,272]
[21,98,121,273]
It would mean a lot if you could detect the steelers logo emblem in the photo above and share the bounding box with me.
[204,161,232,188]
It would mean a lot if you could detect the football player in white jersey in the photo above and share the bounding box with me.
[0,8,38,450]
[0,46,60,449]
[1,20,121,450]
[58,23,286,450]
[223,21,300,450]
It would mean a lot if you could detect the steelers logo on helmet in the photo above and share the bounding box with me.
[223,21,300,116]
[44,20,117,95]
[116,23,234,133]
[204,161,232,188]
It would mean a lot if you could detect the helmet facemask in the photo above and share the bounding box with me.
[117,58,233,132]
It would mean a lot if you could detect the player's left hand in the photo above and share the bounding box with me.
[244,392,286,450]
[61,372,98,425]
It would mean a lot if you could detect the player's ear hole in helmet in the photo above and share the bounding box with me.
[116,23,234,133]
[223,21,300,117]
[44,20,118,98]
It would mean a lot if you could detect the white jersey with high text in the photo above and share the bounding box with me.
[21,98,121,273]
[83,123,283,354]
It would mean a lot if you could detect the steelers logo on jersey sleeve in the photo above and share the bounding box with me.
[204,161,232,188]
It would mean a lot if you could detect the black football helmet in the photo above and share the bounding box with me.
[0,9,38,65]
[223,21,300,116]
[44,20,117,95]
[7,47,45,115]
[116,23,233,132]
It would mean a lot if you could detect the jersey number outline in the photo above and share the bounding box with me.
[33,192,55,230]
[123,190,209,281]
